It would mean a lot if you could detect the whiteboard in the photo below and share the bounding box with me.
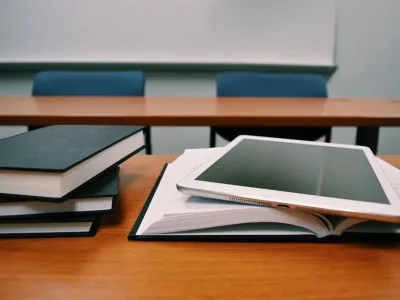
[0,0,336,66]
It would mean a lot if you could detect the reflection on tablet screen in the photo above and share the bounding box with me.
[196,139,389,204]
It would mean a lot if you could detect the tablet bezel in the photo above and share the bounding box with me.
[177,136,400,223]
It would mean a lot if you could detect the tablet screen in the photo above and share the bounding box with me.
[196,139,389,204]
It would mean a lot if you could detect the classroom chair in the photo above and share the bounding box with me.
[30,70,152,154]
[210,72,332,147]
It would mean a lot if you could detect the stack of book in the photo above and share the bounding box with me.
[130,147,400,242]
[0,125,144,238]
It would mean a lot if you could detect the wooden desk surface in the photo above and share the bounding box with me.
[1,96,400,126]
[0,155,399,300]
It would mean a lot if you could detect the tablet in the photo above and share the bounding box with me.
[177,136,400,223]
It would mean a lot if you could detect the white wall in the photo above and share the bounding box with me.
[1,0,400,154]
[329,0,400,153]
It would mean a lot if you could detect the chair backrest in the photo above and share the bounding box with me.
[32,71,145,96]
[216,72,327,98]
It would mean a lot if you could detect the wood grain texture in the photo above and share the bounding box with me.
[0,155,399,300]
[1,96,400,126]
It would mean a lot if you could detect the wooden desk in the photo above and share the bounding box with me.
[0,155,399,300]
[1,96,400,126]
[1,96,400,153]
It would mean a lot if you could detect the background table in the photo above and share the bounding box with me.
[0,155,399,300]
[1,96,400,153]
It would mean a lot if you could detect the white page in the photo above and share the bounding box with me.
[376,158,400,198]
[171,148,222,169]
[0,222,92,234]
[0,197,113,216]
[144,206,327,237]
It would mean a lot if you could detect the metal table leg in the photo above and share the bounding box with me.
[355,126,380,154]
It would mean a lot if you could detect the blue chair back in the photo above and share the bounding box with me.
[211,72,330,145]
[32,71,145,96]
[217,72,327,98]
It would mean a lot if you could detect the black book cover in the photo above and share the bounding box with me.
[128,165,399,243]
[0,215,101,239]
[0,125,144,172]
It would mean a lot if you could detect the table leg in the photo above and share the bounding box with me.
[144,127,152,155]
[355,126,380,154]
